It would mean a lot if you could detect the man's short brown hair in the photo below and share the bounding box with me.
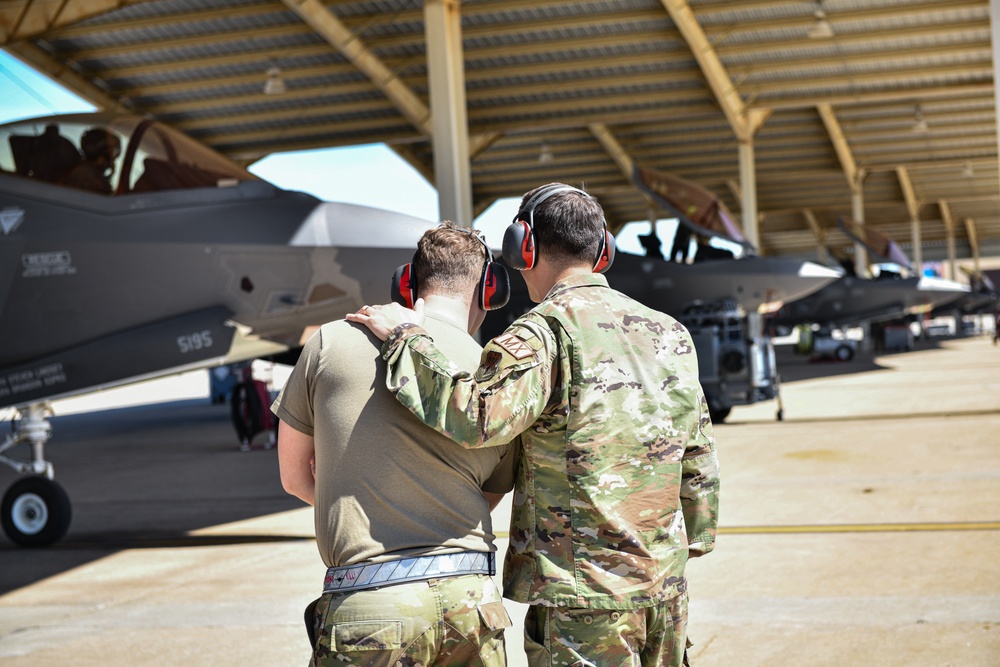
[413,222,488,298]
[517,183,606,267]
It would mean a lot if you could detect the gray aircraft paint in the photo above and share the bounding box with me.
[0,113,433,409]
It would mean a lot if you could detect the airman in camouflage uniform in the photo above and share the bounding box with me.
[350,184,719,667]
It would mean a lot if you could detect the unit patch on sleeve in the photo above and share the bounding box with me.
[477,350,503,381]
[493,332,534,360]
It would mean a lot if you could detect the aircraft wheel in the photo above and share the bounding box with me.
[1,477,72,547]
[709,405,732,424]
[834,345,854,362]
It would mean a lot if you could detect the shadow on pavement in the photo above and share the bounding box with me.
[772,338,947,384]
[0,398,305,594]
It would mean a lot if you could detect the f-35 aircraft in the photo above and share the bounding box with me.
[767,219,971,333]
[622,165,845,422]
[0,112,438,546]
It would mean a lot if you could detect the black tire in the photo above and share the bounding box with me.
[834,345,854,362]
[709,405,732,424]
[1,476,72,547]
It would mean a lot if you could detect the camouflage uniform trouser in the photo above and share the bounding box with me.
[521,591,688,667]
[306,573,511,667]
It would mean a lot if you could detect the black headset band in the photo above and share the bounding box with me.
[517,185,590,229]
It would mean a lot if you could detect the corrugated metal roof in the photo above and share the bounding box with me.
[0,0,996,260]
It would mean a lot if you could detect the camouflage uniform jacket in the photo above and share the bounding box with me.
[382,273,719,609]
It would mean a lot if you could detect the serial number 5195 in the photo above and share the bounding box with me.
[177,330,214,354]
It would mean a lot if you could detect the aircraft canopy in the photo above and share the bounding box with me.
[0,113,260,196]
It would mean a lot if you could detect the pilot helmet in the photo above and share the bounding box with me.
[81,128,122,164]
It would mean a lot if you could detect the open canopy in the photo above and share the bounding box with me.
[633,164,754,253]
[0,113,260,196]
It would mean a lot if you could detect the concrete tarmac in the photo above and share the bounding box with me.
[0,336,997,666]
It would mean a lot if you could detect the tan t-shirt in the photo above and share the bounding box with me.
[272,313,518,568]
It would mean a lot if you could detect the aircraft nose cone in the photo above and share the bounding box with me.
[915,275,971,311]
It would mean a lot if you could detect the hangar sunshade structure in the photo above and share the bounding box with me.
[2,0,999,270]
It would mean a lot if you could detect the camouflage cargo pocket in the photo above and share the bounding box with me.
[478,601,512,633]
[334,621,403,651]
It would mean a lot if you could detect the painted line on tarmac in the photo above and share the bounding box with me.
[728,407,1000,425]
[53,534,316,549]
[493,522,1000,540]
[717,521,1000,535]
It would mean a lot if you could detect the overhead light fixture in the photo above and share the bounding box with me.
[538,142,554,164]
[807,1,834,39]
[263,66,287,95]
[912,105,929,133]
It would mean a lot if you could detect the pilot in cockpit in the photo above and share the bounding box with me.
[60,127,121,195]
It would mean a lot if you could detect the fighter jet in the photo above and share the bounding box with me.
[620,165,844,422]
[930,267,998,319]
[768,219,970,333]
[769,272,970,332]
[0,112,438,546]
[482,170,843,425]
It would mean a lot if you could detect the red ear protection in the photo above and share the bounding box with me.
[390,262,416,308]
[593,227,616,273]
[391,232,511,311]
[502,219,536,271]
[504,184,616,274]
[479,259,510,310]
[474,232,510,310]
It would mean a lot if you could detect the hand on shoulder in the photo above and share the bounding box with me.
[346,299,424,341]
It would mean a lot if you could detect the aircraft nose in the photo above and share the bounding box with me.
[916,275,971,310]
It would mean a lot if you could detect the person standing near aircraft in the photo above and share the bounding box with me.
[272,223,518,667]
[348,183,720,667]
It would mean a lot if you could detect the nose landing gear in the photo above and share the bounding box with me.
[0,403,72,546]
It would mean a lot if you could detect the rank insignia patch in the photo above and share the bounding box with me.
[479,350,503,381]
[493,332,534,360]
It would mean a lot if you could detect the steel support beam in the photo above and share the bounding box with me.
[938,200,957,281]
[802,209,831,265]
[851,187,868,277]
[280,0,432,136]
[818,104,870,275]
[3,41,127,112]
[659,0,770,253]
[1,0,149,44]
[738,141,760,252]
[817,104,860,189]
[424,0,472,226]
[588,123,661,234]
[659,0,770,144]
[992,0,1000,200]
[896,167,923,273]
[588,123,634,180]
[964,217,980,272]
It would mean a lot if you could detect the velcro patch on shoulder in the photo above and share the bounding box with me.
[477,350,504,382]
[493,332,535,360]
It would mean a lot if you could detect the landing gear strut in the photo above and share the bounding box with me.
[0,403,72,546]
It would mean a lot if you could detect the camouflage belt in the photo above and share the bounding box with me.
[323,551,496,594]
